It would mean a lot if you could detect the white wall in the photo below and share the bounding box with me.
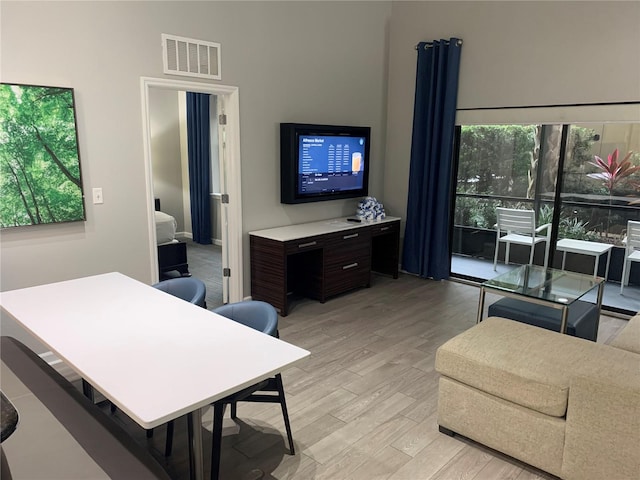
[149,88,185,229]
[0,1,392,301]
[3,1,638,309]
[384,1,640,235]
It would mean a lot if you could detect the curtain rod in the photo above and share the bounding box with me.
[457,100,640,111]
[415,39,463,50]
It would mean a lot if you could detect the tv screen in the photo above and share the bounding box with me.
[281,123,370,204]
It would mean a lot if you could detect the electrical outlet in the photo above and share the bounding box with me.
[92,188,104,204]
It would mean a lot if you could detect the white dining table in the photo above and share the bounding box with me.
[0,272,310,480]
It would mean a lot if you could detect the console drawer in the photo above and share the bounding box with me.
[324,254,371,298]
[370,220,400,237]
[284,235,325,254]
[370,220,400,278]
[324,230,371,268]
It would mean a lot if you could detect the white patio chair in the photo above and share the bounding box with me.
[493,207,551,270]
[620,220,640,294]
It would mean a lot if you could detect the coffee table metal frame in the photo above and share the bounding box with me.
[477,265,604,335]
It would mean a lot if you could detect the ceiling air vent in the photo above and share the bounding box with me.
[162,34,221,80]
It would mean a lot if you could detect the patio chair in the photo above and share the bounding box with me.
[620,220,640,294]
[493,207,551,270]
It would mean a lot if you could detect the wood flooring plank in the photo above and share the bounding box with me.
[278,387,357,432]
[344,365,427,398]
[399,368,438,399]
[311,415,416,480]
[296,346,378,379]
[332,376,416,423]
[411,351,438,372]
[286,388,356,431]
[598,314,630,344]
[399,387,439,423]
[292,413,346,451]
[514,466,558,480]
[347,338,430,376]
[305,392,415,465]
[390,411,441,458]
[285,366,362,398]
[388,433,467,480]
[231,418,290,458]
[272,452,321,480]
[430,445,495,480]
[473,456,525,480]
[347,445,412,480]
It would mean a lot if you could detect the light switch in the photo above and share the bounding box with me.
[92,187,104,204]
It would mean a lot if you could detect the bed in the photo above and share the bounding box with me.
[155,210,178,245]
[154,202,190,279]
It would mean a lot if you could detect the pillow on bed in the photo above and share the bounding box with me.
[155,211,178,245]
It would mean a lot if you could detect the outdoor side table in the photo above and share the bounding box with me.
[556,238,613,280]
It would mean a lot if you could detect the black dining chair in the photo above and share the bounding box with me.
[163,300,295,479]
[1,391,18,480]
[87,277,207,416]
[152,276,207,309]
[109,277,207,456]
[152,277,207,455]
[208,300,295,480]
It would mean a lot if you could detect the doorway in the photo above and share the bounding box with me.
[140,77,243,304]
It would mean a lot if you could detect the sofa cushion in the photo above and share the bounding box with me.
[609,313,640,354]
[435,317,640,417]
[562,375,640,480]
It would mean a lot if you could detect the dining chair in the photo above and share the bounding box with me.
[620,220,640,294]
[152,276,207,309]
[208,300,294,480]
[1,391,18,480]
[88,277,207,418]
[130,277,207,455]
[161,300,293,477]
[493,207,551,270]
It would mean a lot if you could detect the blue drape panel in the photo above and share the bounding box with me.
[186,92,212,245]
[402,38,462,280]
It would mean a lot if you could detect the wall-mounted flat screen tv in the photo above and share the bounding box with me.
[0,83,86,228]
[281,123,370,204]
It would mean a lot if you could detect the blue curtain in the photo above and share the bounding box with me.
[402,38,462,280]
[186,92,212,245]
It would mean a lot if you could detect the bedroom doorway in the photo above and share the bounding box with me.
[140,77,243,305]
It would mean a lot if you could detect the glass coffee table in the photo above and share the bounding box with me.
[477,264,605,335]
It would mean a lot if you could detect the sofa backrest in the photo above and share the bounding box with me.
[609,313,640,354]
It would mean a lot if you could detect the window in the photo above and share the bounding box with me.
[451,120,640,313]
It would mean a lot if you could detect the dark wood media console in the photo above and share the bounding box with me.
[157,241,190,279]
[250,217,401,316]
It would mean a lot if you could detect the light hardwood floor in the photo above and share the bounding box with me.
[107,273,629,480]
[180,238,225,310]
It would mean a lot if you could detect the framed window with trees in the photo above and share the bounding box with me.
[0,83,86,228]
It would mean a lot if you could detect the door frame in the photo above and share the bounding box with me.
[140,77,243,303]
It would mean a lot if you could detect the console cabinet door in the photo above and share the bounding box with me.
[324,229,371,298]
[250,236,288,313]
[370,220,400,278]
[285,235,325,303]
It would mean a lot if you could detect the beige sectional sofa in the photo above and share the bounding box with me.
[435,313,640,480]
